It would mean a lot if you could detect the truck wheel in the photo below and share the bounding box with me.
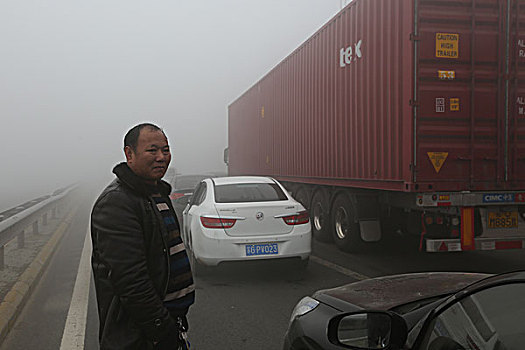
[311,190,332,242]
[331,195,362,252]
[294,186,310,210]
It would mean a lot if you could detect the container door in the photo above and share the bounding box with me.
[415,0,510,191]
[509,0,525,186]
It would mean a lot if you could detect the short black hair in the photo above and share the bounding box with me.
[124,123,164,151]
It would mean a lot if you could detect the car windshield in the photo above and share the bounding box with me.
[214,183,288,203]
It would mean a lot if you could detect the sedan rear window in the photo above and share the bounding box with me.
[214,183,288,203]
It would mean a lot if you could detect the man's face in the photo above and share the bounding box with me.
[125,128,171,183]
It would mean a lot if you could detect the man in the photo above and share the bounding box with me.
[91,123,194,349]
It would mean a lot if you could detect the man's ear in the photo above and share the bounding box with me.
[124,146,134,162]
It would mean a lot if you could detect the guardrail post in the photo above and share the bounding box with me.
[33,221,39,234]
[43,213,48,226]
[0,246,4,270]
[18,230,25,249]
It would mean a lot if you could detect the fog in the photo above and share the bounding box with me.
[0,0,343,210]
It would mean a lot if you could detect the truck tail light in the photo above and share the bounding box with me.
[200,216,237,229]
[281,211,310,225]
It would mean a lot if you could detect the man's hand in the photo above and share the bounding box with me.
[153,332,180,350]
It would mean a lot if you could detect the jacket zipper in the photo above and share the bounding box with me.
[147,199,171,297]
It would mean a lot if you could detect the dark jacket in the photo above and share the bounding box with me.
[91,163,181,349]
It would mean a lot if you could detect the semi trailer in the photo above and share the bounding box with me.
[226,0,525,252]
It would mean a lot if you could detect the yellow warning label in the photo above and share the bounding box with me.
[427,152,449,173]
[450,98,460,111]
[261,106,265,118]
[436,33,459,58]
[438,70,455,80]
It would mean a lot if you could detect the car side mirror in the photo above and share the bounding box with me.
[327,311,407,350]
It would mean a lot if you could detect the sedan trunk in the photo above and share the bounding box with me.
[215,202,300,237]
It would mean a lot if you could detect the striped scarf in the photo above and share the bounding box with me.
[151,193,195,316]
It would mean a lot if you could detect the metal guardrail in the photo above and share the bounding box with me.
[0,196,51,223]
[0,185,76,269]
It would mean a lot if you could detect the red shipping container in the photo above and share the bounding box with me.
[228,0,525,193]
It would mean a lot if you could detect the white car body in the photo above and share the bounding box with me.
[182,176,311,268]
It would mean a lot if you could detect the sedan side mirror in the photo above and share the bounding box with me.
[327,311,407,350]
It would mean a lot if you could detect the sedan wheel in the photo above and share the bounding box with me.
[297,257,309,270]
[188,244,208,277]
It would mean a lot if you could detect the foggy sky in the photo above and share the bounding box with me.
[1,0,342,210]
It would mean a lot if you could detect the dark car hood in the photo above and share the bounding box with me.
[313,272,490,311]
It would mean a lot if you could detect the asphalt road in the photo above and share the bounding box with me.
[2,194,525,350]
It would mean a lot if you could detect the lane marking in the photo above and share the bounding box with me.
[310,255,369,281]
[60,227,91,350]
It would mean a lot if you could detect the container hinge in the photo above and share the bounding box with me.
[410,163,417,172]
[410,33,421,41]
[409,99,420,107]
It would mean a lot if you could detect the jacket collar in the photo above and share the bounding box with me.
[112,162,172,197]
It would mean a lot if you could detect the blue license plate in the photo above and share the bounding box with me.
[245,243,278,256]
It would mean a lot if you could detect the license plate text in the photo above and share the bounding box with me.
[488,212,518,229]
[245,243,278,256]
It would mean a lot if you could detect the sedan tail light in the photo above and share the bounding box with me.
[200,216,237,229]
[281,210,310,226]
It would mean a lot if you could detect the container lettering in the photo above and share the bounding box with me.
[339,40,363,67]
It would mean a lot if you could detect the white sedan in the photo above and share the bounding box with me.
[182,176,311,275]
